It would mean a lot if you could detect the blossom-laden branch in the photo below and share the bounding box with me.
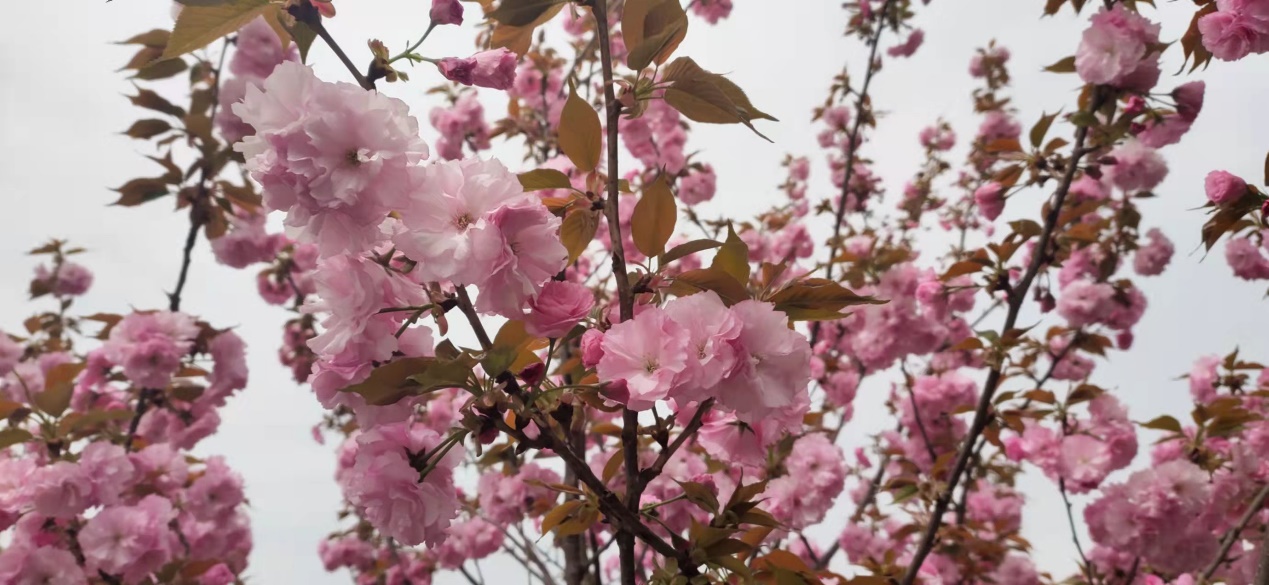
[1200,483,1269,583]
[899,88,1108,585]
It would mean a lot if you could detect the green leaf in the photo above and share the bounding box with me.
[488,0,568,27]
[558,85,603,173]
[631,175,677,257]
[710,225,749,285]
[519,169,574,191]
[662,239,722,265]
[163,0,272,59]
[0,428,32,450]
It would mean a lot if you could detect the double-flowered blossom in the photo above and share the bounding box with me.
[339,423,461,546]
[1075,5,1162,91]
[1198,0,1269,61]
[392,157,567,318]
[102,311,199,389]
[234,62,429,257]
[595,292,811,425]
[765,433,846,529]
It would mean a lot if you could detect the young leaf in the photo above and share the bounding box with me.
[125,119,174,140]
[710,225,749,284]
[488,0,567,26]
[667,268,749,306]
[1044,56,1077,73]
[558,86,603,173]
[1029,111,1059,148]
[660,58,774,141]
[662,239,723,265]
[164,0,273,59]
[626,0,688,70]
[33,363,85,418]
[768,279,884,321]
[519,168,574,192]
[560,209,599,263]
[0,428,32,450]
[631,175,677,257]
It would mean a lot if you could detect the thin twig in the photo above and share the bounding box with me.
[1058,478,1092,582]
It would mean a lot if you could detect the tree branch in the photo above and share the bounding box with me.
[898,89,1107,585]
[1201,483,1269,583]
[289,2,374,91]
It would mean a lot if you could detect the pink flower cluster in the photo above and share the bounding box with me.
[234,61,430,257]
[1075,5,1162,91]
[592,292,811,430]
[338,423,461,546]
[1198,0,1269,61]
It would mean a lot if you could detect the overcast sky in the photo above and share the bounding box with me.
[2,1,1268,583]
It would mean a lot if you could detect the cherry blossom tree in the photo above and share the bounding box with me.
[3,0,1269,584]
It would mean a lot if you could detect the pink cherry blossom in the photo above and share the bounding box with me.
[340,422,461,546]
[1107,138,1167,193]
[103,311,199,389]
[475,199,569,318]
[1132,228,1173,276]
[1075,5,1162,89]
[1205,170,1247,205]
[34,261,93,296]
[715,300,812,425]
[887,29,924,58]
[662,291,742,403]
[1198,0,1269,61]
[525,281,594,338]
[234,62,428,257]
[679,165,717,205]
[597,306,690,410]
[691,0,733,24]
[438,49,519,90]
[393,157,529,284]
[79,495,182,584]
[430,0,464,26]
[230,17,298,79]
[974,181,1005,221]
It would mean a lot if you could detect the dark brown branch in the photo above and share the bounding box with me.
[1201,483,1269,583]
[898,89,1107,585]
[290,3,375,91]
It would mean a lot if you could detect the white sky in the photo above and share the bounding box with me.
[2,1,1268,583]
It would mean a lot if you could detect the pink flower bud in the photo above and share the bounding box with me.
[974,181,1006,221]
[430,0,463,26]
[1205,170,1247,205]
[438,49,518,90]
